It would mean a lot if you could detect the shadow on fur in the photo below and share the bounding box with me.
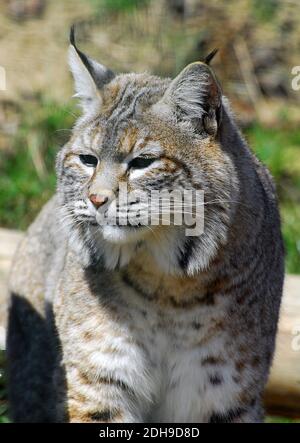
[6,294,68,422]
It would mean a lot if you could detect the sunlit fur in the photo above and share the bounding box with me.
[7,42,284,423]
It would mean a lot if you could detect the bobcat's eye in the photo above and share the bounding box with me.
[128,157,157,170]
[79,154,98,167]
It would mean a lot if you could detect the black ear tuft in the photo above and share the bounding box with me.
[68,24,115,102]
[70,24,76,47]
[69,25,96,79]
[204,48,219,65]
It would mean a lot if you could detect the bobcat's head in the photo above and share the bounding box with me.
[56,29,238,275]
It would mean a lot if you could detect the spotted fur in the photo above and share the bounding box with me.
[6,33,284,423]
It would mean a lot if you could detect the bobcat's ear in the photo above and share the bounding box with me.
[162,62,222,136]
[68,26,115,113]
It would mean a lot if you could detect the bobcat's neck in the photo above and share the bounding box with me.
[120,246,217,308]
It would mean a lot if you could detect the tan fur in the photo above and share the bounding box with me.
[6,42,284,423]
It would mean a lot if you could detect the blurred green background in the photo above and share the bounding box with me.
[0,0,300,423]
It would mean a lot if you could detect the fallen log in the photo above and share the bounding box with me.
[264,275,300,417]
[0,228,299,416]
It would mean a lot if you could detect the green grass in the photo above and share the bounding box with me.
[265,415,300,423]
[0,99,76,230]
[245,123,300,274]
[90,0,149,15]
[0,351,9,423]
[252,0,279,22]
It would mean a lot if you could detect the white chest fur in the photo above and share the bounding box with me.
[121,293,239,423]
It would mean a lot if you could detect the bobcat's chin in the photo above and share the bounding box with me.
[101,224,150,245]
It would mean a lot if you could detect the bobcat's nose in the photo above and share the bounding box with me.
[89,194,109,209]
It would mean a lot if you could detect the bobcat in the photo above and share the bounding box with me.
[7,29,284,423]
